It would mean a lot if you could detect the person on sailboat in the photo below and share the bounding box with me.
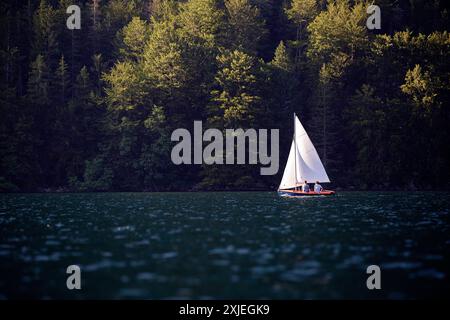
[302,181,310,193]
[314,181,323,193]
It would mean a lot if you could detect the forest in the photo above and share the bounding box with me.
[0,0,449,192]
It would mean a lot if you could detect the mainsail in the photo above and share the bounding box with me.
[278,115,330,190]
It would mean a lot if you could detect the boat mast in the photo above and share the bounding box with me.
[294,113,297,190]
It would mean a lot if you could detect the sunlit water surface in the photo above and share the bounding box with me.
[0,192,449,299]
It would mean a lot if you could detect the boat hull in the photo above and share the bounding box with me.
[278,189,335,197]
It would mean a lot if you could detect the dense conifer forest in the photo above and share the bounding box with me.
[0,0,449,191]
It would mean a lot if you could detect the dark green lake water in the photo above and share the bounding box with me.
[0,192,449,299]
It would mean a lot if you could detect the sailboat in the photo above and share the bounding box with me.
[278,113,335,197]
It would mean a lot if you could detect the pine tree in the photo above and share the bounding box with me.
[141,18,188,117]
[307,0,369,67]
[345,85,397,188]
[147,0,179,22]
[209,50,261,128]
[104,60,145,114]
[88,0,103,55]
[309,74,339,171]
[224,0,266,55]
[103,0,144,49]
[176,0,227,120]
[33,0,59,69]
[27,54,50,105]
[55,55,70,105]
[75,66,91,100]
[285,0,318,62]
[140,105,174,191]
[401,64,438,109]
[90,53,105,97]
[25,53,54,188]
[178,0,225,50]
[116,16,150,60]
[267,41,300,132]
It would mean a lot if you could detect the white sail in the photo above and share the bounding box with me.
[278,140,301,190]
[294,116,330,183]
[278,115,330,190]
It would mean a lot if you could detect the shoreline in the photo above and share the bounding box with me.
[1,189,449,194]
